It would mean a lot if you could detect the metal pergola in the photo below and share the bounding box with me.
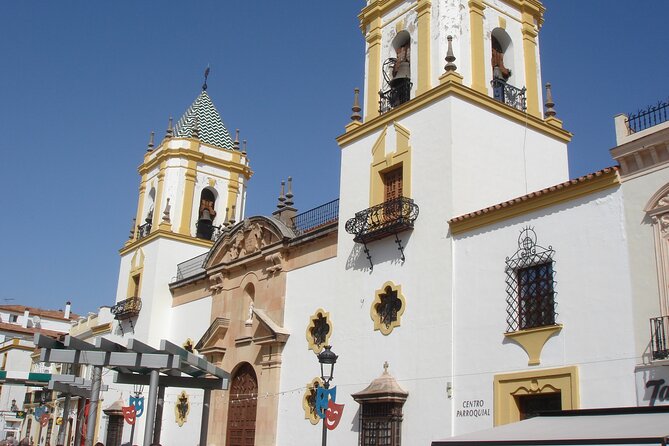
[34,333,229,446]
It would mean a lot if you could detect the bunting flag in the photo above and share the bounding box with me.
[121,406,136,425]
[325,400,345,430]
[129,396,145,418]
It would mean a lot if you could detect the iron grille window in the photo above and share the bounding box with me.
[518,263,555,329]
[505,228,557,332]
[359,402,403,446]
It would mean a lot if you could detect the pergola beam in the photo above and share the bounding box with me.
[115,372,227,390]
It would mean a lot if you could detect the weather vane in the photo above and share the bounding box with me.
[202,65,210,91]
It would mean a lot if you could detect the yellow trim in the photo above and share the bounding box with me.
[179,159,197,236]
[133,174,148,241]
[139,144,252,179]
[0,339,35,353]
[226,171,240,223]
[504,325,562,365]
[126,249,145,298]
[498,16,506,29]
[449,169,619,234]
[365,15,383,121]
[370,123,412,206]
[151,161,167,232]
[468,0,487,94]
[306,308,333,354]
[302,377,324,425]
[338,71,572,147]
[521,13,540,117]
[371,281,406,335]
[175,390,190,427]
[91,322,113,336]
[120,227,213,256]
[416,0,432,95]
[493,366,579,426]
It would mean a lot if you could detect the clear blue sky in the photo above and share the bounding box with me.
[1,1,667,315]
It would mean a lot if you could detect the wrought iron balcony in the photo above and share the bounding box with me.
[136,221,152,239]
[345,197,419,244]
[110,296,142,321]
[291,199,339,236]
[651,315,669,360]
[491,78,526,111]
[379,81,412,114]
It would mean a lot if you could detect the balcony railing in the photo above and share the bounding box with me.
[651,315,669,360]
[345,197,419,244]
[626,98,669,134]
[136,221,152,240]
[491,78,526,111]
[291,199,339,236]
[379,81,412,114]
[110,296,142,320]
[176,252,208,281]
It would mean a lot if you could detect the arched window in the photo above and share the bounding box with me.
[380,30,412,113]
[491,28,513,82]
[196,188,218,239]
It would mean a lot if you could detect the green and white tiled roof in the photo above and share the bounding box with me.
[173,90,234,150]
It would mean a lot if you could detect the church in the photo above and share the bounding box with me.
[20,1,669,445]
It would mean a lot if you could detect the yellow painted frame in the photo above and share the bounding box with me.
[371,281,406,335]
[126,249,145,298]
[302,377,325,425]
[370,123,412,206]
[493,366,579,426]
[504,324,562,365]
[306,308,333,354]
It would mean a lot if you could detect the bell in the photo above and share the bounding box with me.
[196,208,214,240]
[200,209,212,222]
[390,60,411,87]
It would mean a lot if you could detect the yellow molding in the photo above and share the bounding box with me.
[151,161,167,231]
[179,160,198,236]
[416,0,432,95]
[134,174,148,240]
[521,16,540,117]
[337,74,572,147]
[306,309,333,354]
[119,227,213,256]
[365,18,383,121]
[0,340,34,353]
[504,324,561,365]
[139,145,252,179]
[91,322,113,336]
[449,170,619,235]
[371,281,406,335]
[226,171,240,224]
[302,377,324,425]
[370,123,412,206]
[468,0,487,94]
[493,365,578,426]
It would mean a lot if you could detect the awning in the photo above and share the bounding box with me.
[432,407,669,446]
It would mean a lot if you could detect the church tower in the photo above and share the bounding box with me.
[340,0,572,217]
[113,76,252,344]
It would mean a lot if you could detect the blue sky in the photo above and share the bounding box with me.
[1,1,667,315]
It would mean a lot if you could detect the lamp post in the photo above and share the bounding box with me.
[317,345,337,446]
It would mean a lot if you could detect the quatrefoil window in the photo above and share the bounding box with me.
[306,309,333,353]
[371,281,406,335]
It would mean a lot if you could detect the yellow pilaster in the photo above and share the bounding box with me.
[151,161,167,233]
[225,152,241,221]
[179,159,197,236]
[468,0,486,94]
[134,173,148,234]
[416,0,432,95]
[521,12,540,117]
[365,15,383,121]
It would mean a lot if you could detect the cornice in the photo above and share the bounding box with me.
[449,168,619,235]
[120,229,214,256]
[337,76,571,147]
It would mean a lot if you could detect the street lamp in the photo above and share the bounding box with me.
[317,345,337,446]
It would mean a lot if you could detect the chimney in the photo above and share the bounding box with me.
[22,308,29,328]
[64,301,71,319]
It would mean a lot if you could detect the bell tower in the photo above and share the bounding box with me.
[114,73,252,344]
[342,0,570,218]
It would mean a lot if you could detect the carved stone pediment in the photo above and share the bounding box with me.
[207,217,288,267]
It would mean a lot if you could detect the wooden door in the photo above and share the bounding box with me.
[226,363,258,446]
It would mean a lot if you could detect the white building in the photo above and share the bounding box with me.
[35,1,669,446]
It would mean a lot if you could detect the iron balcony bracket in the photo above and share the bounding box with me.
[394,234,406,263]
[362,242,374,271]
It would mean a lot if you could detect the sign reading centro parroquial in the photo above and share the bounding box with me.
[635,364,669,406]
